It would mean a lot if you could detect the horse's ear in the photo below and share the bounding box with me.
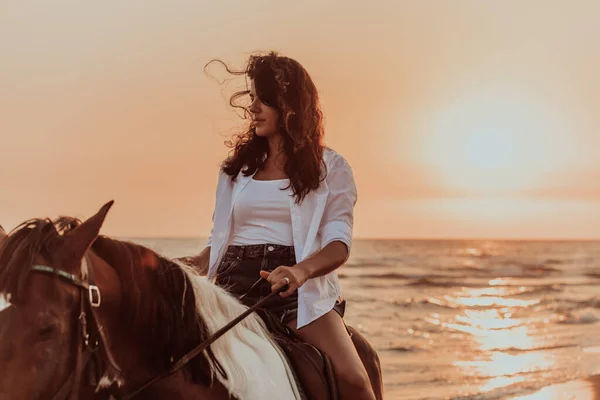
[0,224,6,244]
[63,201,114,259]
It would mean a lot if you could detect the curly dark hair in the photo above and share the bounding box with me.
[205,52,326,203]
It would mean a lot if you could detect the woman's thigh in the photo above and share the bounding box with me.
[285,310,367,380]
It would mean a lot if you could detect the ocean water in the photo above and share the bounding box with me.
[130,238,600,399]
[4,238,596,399]
[123,238,600,399]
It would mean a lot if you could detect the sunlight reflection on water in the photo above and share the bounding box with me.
[449,287,561,393]
[510,378,597,399]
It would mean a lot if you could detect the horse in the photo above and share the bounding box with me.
[0,202,383,399]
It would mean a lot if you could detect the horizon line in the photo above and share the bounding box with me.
[119,235,600,242]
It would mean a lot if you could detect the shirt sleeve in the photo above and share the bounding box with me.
[205,211,215,248]
[320,155,358,261]
[205,166,226,248]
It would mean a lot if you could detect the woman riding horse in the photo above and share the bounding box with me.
[180,52,376,400]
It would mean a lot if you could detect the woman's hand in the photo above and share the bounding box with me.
[259,266,309,297]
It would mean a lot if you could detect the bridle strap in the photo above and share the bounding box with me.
[68,291,87,400]
[120,282,286,400]
[81,256,121,377]
[30,256,122,399]
[30,265,91,291]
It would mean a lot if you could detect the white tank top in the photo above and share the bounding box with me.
[229,178,294,246]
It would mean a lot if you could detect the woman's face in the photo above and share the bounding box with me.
[249,79,279,138]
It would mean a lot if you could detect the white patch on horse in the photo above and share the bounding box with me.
[0,294,12,312]
[176,262,301,400]
[95,374,124,393]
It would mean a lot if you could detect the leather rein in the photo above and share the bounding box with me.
[30,256,285,399]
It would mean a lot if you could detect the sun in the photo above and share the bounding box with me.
[461,128,514,171]
[415,88,573,195]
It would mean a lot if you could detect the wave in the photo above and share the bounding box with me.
[498,260,561,271]
[505,285,563,297]
[344,257,405,268]
[385,344,427,352]
[343,273,598,290]
[394,297,459,310]
[557,308,600,325]
[541,297,600,312]
[487,344,579,353]
[404,279,565,292]
[392,295,600,315]
[338,272,410,280]
[426,262,564,281]
[407,277,465,288]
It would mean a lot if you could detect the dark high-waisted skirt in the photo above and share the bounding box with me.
[215,243,345,325]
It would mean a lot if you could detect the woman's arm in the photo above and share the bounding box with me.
[259,240,347,293]
[260,240,347,296]
[296,240,348,279]
[261,154,357,296]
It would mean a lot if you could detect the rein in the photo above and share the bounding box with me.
[31,255,285,400]
[121,280,285,399]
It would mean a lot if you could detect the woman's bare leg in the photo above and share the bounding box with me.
[287,311,376,400]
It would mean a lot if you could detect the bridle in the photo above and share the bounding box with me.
[30,256,121,400]
[30,254,286,399]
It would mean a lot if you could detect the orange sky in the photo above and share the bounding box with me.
[2,1,600,239]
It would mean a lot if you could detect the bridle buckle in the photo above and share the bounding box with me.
[89,285,102,308]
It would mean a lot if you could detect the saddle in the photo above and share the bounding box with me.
[255,309,340,400]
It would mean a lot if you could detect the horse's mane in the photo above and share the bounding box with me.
[90,235,217,386]
[93,237,299,399]
[0,217,79,300]
[177,264,300,399]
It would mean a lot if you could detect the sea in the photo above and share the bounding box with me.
[5,238,600,399]
[133,238,600,400]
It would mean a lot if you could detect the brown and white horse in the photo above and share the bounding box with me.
[0,202,382,399]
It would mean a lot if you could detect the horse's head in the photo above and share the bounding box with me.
[0,202,222,399]
[0,202,116,399]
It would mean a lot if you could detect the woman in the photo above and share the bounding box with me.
[182,52,375,400]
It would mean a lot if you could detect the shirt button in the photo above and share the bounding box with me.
[267,246,275,251]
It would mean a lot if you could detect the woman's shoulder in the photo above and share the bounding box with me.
[323,146,343,163]
[214,160,234,186]
[323,147,352,171]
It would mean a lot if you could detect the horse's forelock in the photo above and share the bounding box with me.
[0,218,79,297]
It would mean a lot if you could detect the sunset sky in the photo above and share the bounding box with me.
[2,1,600,239]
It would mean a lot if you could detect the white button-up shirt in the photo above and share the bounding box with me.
[206,148,357,328]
